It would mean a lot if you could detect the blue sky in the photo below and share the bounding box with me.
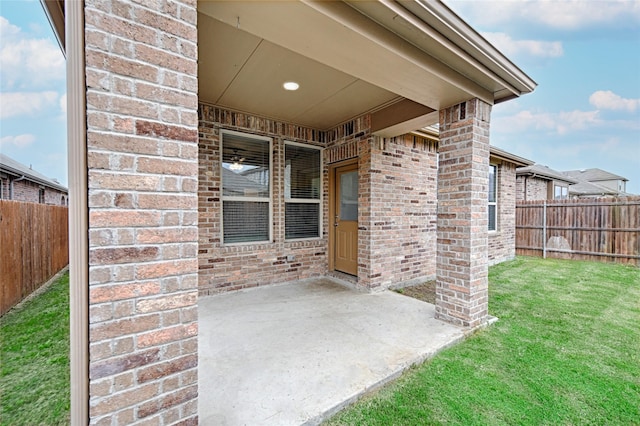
[1,0,639,193]
[1,0,66,184]
[449,0,640,194]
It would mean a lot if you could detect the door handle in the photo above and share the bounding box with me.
[334,215,339,227]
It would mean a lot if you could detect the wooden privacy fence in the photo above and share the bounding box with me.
[516,196,640,266]
[1,200,69,316]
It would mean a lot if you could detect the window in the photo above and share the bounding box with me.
[39,187,45,204]
[488,165,497,231]
[221,131,271,244]
[554,184,568,200]
[285,143,322,239]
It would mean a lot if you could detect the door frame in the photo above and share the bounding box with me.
[328,159,358,275]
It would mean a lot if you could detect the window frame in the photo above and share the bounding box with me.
[553,184,568,200]
[488,164,498,232]
[284,141,323,241]
[220,129,273,245]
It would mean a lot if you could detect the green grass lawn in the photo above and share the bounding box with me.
[327,257,640,425]
[0,272,70,426]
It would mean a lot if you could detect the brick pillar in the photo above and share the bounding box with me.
[436,99,491,328]
[85,1,199,424]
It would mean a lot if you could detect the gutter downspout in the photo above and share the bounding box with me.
[10,175,27,200]
[67,0,88,423]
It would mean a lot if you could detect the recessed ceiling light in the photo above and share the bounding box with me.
[283,81,300,91]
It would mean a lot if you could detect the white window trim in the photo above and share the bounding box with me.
[553,184,568,200]
[220,129,273,245]
[284,141,323,241]
[489,163,498,233]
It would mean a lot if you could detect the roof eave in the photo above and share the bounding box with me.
[402,0,537,101]
[489,146,533,167]
[1,164,68,192]
[40,0,66,57]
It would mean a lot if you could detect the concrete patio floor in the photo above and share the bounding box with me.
[198,278,468,425]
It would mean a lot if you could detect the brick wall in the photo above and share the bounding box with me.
[84,0,199,424]
[360,134,438,289]
[4,178,67,205]
[45,187,68,205]
[436,99,490,328]
[8,179,40,203]
[198,104,328,294]
[0,178,7,199]
[488,160,516,265]
[198,106,438,293]
[516,175,548,201]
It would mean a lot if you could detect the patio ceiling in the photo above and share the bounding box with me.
[198,13,405,131]
[197,1,536,136]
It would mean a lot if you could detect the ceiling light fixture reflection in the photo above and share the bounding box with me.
[229,162,243,171]
[283,81,300,91]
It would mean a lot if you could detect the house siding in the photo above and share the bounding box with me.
[1,177,67,205]
[488,161,516,265]
[198,105,439,294]
[198,104,328,295]
[361,134,438,289]
[84,0,199,424]
[516,175,548,201]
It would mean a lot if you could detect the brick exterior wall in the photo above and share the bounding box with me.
[516,175,548,201]
[436,99,490,328]
[198,105,438,294]
[0,178,7,200]
[84,0,199,424]
[488,160,516,265]
[360,134,438,289]
[198,105,328,294]
[1,177,67,205]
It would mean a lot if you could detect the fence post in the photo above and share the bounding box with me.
[542,201,547,259]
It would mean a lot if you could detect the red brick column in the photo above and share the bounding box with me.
[436,99,491,327]
[84,0,199,423]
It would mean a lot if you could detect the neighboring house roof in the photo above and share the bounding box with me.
[568,180,622,197]
[516,164,578,185]
[489,146,533,167]
[0,153,68,193]
[563,168,628,183]
[222,167,268,197]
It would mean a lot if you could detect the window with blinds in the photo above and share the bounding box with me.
[488,164,497,231]
[284,143,321,240]
[221,131,272,243]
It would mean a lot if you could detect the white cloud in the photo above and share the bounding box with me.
[59,93,67,115]
[494,109,601,135]
[449,0,640,31]
[482,32,563,58]
[0,133,36,148]
[532,0,640,31]
[589,90,640,112]
[0,16,65,90]
[0,91,59,119]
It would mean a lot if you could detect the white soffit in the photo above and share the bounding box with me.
[198,1,492,112]
[198,12,401,130]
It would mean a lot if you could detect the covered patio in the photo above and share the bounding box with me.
[198,278,472,425]
[42,0,536,423]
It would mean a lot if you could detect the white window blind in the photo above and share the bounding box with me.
[285,143,321,239]
[221,131,271,243]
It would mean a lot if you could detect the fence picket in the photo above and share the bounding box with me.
[1,200,69,315]
[516,196,640,266]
